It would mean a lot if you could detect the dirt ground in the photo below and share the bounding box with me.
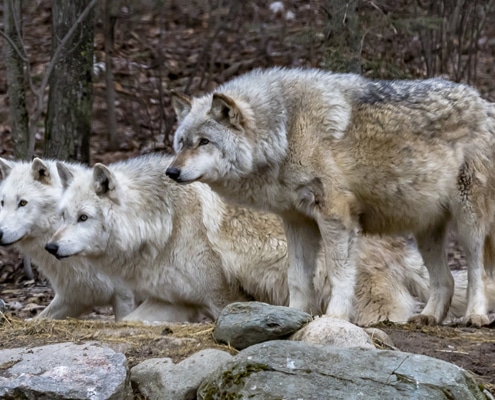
[0,1,495,398]
[1,247,494,397]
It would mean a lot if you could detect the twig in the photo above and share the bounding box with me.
[0,30,27,62]
[435,349,469,355]
[386,354,411,384]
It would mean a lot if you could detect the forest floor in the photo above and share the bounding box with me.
[0,0,494,397]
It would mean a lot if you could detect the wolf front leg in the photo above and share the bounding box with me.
[317,216,357,321]
[111,285,137,321]
[282,214,321,315]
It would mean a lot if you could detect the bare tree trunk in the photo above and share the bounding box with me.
[4,0,30,160]
[104,0,119,151]
[323,0,361,73]
[415,0,493,82]
[44,0,94,163]
[4,0,33,279]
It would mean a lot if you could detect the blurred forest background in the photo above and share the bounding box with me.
[0,0,494,280]
[1,0,495,167]
[1,4,494,388]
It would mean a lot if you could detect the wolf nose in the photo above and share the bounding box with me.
[166,167,181,181]
[45,242,59,256]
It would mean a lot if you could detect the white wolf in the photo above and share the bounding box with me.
[0,158,136,320]
[167,67,495,326]
[45,153,484,325]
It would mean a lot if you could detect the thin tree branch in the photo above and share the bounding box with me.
[0,30,27,62]
[6,0,38,108]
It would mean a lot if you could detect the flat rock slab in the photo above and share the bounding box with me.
[213,302,312,350]
[131,349,232,400]
[198,340,486,400]
[0,342,130,400]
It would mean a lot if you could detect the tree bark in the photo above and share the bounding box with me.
[4,0,30,160]
[104,0,119,151]
[44,0,94,163]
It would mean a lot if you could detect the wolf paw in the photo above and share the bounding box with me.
[407,314,438,326]
[464,314,489,328]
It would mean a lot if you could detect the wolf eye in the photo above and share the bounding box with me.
[78,214,88,222]
[199,138,209,146]
[19,199,28,207]
[0,200,3,207]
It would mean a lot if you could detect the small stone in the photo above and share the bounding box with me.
[291,316,375,349]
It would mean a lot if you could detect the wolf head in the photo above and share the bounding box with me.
[0,158,61,246]
[45,163,117,259]
[166,91,255,184]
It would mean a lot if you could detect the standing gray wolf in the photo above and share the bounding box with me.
[45,153,481,325]
[0,158,136,320]
[167,67,495,327]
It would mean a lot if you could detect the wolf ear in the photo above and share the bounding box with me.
[93,163,117,198]
[0,158,13,181]
[210,93,244,129]
[171,91,192,122]
[56,162,74,190]
[32,158,51,184]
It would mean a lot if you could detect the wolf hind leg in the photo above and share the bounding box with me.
[353,239,426,326]
[36,294,91,319]
[283,214,320,315]
[457,224,489,327]
[123,298,207,323]
[409,224,453,326]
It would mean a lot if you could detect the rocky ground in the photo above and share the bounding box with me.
[0,242,494,396]
[0,1,495,398]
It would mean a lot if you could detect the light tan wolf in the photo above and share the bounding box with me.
[0,158,136,320]
[167,67,495,327]
[45,153,486,325]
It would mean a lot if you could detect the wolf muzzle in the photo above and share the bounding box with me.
[45,242,61,258]
[0,229,10,247]
[166,167,181,181]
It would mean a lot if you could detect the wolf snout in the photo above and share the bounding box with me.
[45,242,59,257]
[0,229,8,246]
[166,167,181,181]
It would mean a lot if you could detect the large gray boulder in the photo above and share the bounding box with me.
[0,342,130,400]
[198,340,486,400]
[213,302,312,350]
[131,349,232,400]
